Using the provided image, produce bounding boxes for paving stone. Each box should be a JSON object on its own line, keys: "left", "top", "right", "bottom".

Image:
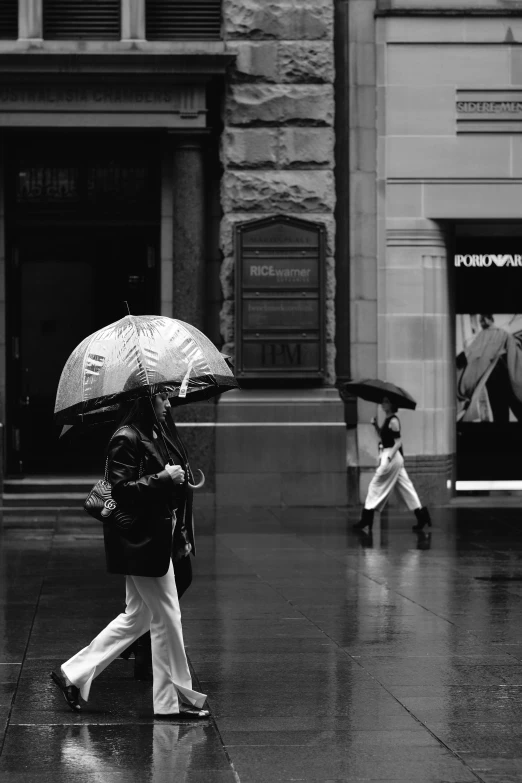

{"left": 3, "top": 505, "right": 522, "bottom": 782}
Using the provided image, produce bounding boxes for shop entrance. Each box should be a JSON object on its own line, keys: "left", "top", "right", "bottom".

{"left": 455, "top": 224, "right": 522, "bottom": 486}
{"left": 6, "top": 133, "right": 161, "bottom": 475}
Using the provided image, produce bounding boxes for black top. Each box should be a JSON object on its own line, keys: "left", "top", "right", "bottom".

{"left": 104, "top": 423, "right": 195, "bottom": 577}
{"left": 380, "top": 415, "right": 403, "bottom": 455}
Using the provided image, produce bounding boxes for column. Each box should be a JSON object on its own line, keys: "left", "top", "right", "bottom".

{"left": 343, "top": 0, "right": 378, "bottom": 504}
{"left": 379, "top": 218, "right": 454, "bottom": 503}
{"left": 0, "top": 136, "right": 5, "bottom": 489}
{"left": 121, "top": 0, "right": 145, "bottom": 41}
{"left": 171, "top": 139, "right": 206, "bottom": 331}
{"left": 19, "top": 0, "right": 42, "bottom": 40}
{"left": 169, "top": 137, "right": 215, "bottom": 498}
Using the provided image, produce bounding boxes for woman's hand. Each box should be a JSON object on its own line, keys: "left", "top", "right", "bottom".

{"left": 164, "top": 463, "right": 185, "bottom": 485}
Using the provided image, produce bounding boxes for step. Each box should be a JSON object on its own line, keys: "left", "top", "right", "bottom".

{"left": 2, "top": 493, "right": 86, "bottom": 509}
{"left": 4, "top": 477, "right": 97, "bottom": 494}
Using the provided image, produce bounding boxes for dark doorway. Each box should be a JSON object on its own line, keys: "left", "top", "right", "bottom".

{"left": 6, "top": 133, "right": 161, "bottom": 475}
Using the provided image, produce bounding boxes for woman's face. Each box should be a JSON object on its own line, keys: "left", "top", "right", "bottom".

{"left": 153, "top": 392, "right": 171, "bottom": 422}
{"left": 381, "top": 397, "right": 392, "bottom": 415}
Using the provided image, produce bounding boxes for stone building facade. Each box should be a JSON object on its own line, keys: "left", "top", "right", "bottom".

{"left": 214, "top": 0, "right": 346, "bottom": 506}
{"left": 0, "top": 0, "right": 347, "bottom": 507}
{"left": 5, "top": 0, "right": 514, "bottom": 507}
{"left": 350, "top": 0, "right": 522, "bottom": 505}
{"left": 219, "top": 0, "right": 336, "bottom": 378}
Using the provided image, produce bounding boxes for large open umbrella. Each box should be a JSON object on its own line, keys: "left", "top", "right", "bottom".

{"left": 55, "top": 315, "right": 238, "bottom": 487}
{"left": 343, "top": 379, "right": 417, "bottom": 410}
{"left": 55, "top": 314, "right": 238, "bottom": 426}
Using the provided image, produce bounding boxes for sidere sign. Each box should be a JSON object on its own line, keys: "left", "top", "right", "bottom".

{"left": 454, "top": 255, "right": 522, "bottom": 267}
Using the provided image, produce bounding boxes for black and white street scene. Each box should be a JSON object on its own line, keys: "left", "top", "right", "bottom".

{"left": 2, "top": 1, "right": 522, "bottom": 782}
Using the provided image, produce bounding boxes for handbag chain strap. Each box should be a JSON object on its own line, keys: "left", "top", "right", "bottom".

{"left": 104, "top": 426, "right": 145, "bottom": 482}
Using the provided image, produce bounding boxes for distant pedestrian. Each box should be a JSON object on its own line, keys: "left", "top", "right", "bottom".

{"left": 51, "top": 389, "right": 209, "bottom": 719}
{"left": 352, "top": 396, "right": 431, "bottom": 533}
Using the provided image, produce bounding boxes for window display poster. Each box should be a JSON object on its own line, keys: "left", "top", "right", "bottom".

{"left": 455, "top": 237, "right": 522, "bottom": 483}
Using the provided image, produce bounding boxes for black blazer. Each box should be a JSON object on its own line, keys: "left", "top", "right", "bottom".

{"left": 104, "top": 422, "right": 196, "bottom": 577}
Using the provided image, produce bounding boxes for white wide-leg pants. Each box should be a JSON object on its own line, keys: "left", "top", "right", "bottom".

{"left": 365, "top": 448, "right": 421, "bottom": 513}
{"left": 61, "top": 560, "right": 206, "bottom": 714}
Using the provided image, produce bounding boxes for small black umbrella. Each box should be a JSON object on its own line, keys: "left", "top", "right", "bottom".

{"left": 343, "top": 379, "right": 417, "bottom": 410}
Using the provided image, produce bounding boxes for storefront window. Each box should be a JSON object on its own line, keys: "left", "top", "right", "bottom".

{"left": 17, "top": 166, "right": 80, "bottom": 202}
{"left": 86, "top": 163, "right": 149, "bottom": 206}
{"left": 455, "top": 233, "right": 522, "bottom": 486}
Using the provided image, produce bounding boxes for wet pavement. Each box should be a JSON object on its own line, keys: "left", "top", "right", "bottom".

{"left": 2, "top": 504, "right": 522, "bottom": 782}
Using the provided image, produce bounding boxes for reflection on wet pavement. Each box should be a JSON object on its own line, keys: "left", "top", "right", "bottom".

{"left": 2, "top": 505, "right": 522, "bottom": 781}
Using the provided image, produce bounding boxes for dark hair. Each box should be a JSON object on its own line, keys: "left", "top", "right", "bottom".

{"left": 115, "top": 395, "right": 155, "bottom": 433}
{"left": 382, "top": 396, "right": 398, "bottom": 413}
{"left": 113, "top": 366, "right": 174, "bottom": 435}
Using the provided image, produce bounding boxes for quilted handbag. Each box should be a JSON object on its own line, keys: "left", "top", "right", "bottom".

{"left": 84, "top": 428, "right": 144, "bottom": 529}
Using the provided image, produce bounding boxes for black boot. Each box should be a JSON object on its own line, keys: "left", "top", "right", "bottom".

{"left": 412, "top": 506, "right": 432, "bottom": 532}
{"left": 134, "top": 632, "right": 153, "bottom": 681}
{"left": 353, "top": 508, "right": 374, "bottom": 532}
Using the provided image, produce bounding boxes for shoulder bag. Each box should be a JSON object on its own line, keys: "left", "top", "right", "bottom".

{"left": 84, "top": 427, "right": 144, "bottom": 528}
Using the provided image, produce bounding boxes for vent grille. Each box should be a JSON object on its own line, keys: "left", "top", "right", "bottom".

{"left": 0, "top": 0, "right": 18, "bottom": 40}
{"left": 146, "top": 0, "right": 222, "bottom": 40}
{"left": 43, "top": 0, "right": 120, "bottom": 40}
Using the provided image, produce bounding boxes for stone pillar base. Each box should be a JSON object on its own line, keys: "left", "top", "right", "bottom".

{"left": 216, "top": 389, "right": 347, "bottom": 506}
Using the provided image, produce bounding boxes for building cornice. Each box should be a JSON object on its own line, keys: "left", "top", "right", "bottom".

{"left": 0, "top": 47, "right": 235, "bottom": 77}
{"left": 375, "top": 7, "right": 522, "bottom": 17}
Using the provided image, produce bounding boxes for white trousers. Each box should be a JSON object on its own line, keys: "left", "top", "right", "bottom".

{"left": 365, "top": 448, "right": 421, "bottom": 513}
{"left": 61, "top": 560, "right": 206, "bottom": 714}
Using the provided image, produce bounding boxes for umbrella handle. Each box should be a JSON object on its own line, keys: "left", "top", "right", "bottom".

{"left": 188, "top": 469, "right": 205, "bottom": 490}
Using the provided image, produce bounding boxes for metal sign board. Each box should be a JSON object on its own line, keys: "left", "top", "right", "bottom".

{"left": 235, "top": 215, "right": 326, "bottom": 379}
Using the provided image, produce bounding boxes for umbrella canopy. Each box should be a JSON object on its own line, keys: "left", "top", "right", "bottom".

{"left": 343, "top": 379, "right": 417, "bottom": 410}
{"left": 55, "top": 315, "right": 238, "bottom": 426}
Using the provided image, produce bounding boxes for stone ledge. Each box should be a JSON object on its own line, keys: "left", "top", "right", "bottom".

{"left": 280, "top": 127, "right": 335, "bottom": 167}
{"left": 222, "top": 127, "right": 335, "bottom": 170}
{"left": 217, "top": 387, "right": 344, "bottom": 419}
{"left": 222, "top": 170, "right": 336, "bottom": 213}
{"left": 227, "top": 41, "right": 334, "bottom": 84}
{"left": 226, "top": 84, "right": 334, "bottom": 126}
{"left": 221, "top": 128, "right": 279, "bottom": 169}
{"left": 224, "top": 0, "right": 333, "bottom": 41}
{"left": 279, "top": 41, "right": 334, "bottom": 83}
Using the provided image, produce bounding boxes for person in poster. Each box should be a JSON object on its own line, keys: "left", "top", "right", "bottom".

{"left": 456, "top": 314, "right": 522, "bottom": 423}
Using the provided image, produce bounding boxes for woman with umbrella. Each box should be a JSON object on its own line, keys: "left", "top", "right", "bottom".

{"left": 50, "top": 315, "right": 237, "bottom": 717}
{"left": 345, "top": 380, "right": 432, "bottom": 534}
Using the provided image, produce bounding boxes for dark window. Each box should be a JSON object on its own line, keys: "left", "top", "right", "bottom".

{"left": 43, "top": 0, "right": 120, "bottom": 40}
{"left": 12, "top": 136, "right": 160, "bottom": 220}
{"left": 0, "top": 0, "right": 18, "bottom": 40}
{"left": 146, "top": 0, "right": 222, "bottom": 40}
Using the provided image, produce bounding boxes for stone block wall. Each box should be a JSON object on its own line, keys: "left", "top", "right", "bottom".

{"left": 220, "top": 0, "right": 337, "bottom": 382}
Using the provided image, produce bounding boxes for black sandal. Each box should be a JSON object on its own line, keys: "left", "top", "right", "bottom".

{"left": 50, "top": 671, "right": 82, "bottom": 712}
{"left": 179, "top": 704, "right": 210, "bottom": 718}
{"left": 154, "top": 705, "right": 210, "bottom": 720}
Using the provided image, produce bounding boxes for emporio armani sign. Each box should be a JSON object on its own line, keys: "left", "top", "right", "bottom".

{"left": 454, "top": 255, "right": 522, "bottom": 267}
